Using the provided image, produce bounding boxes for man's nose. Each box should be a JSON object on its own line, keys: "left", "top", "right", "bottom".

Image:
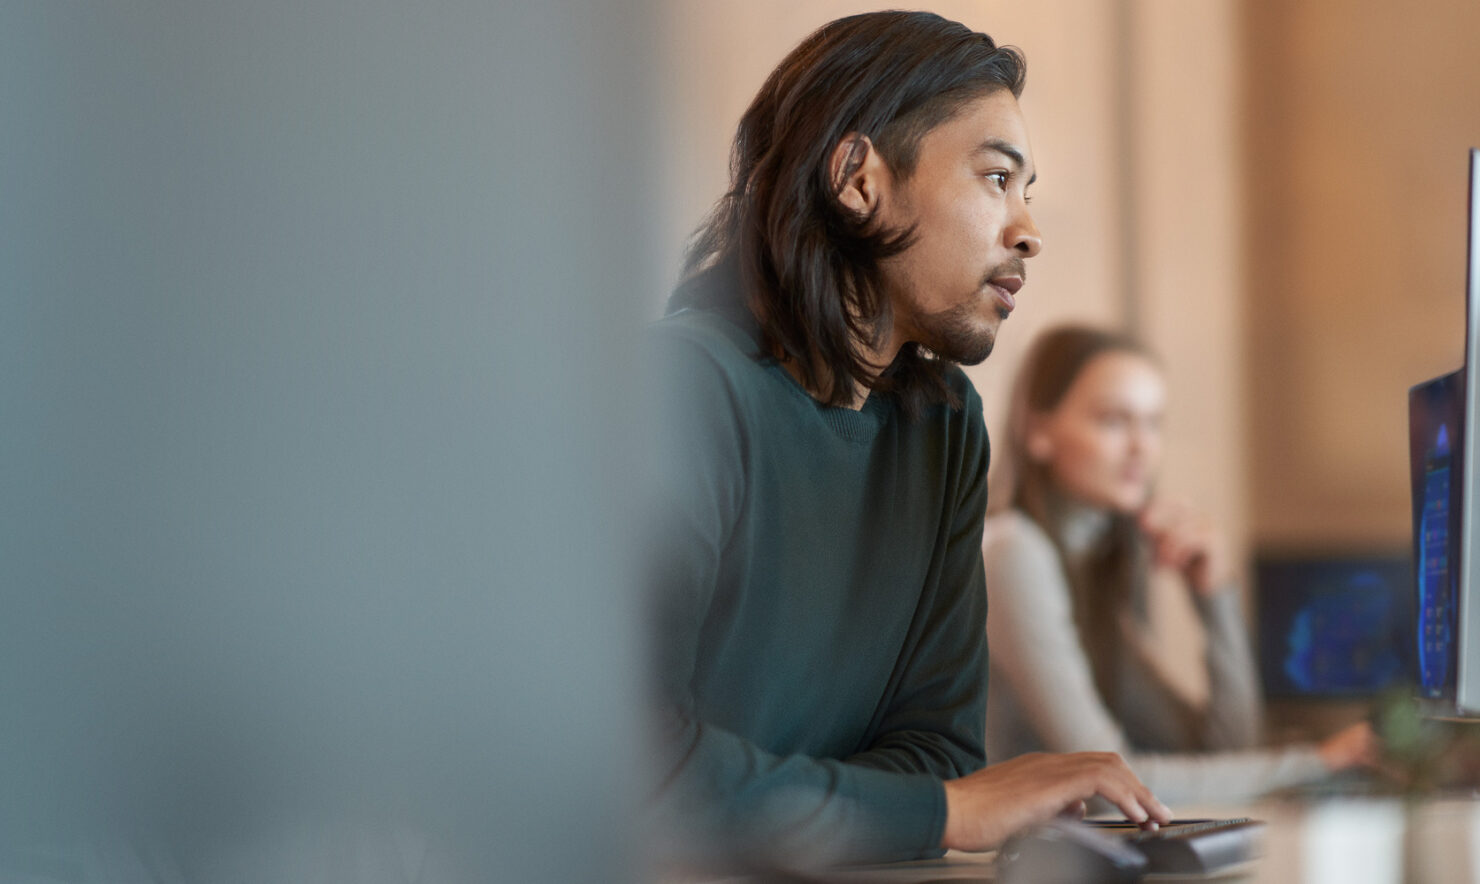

{"left": 1009, "top": 207, "right": 1042, "bottom": 257}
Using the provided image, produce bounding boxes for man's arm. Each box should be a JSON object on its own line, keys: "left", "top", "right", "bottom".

{"left": 647, "top": 326, "right": 949, "bottom": 867}
{"left": 651, "top": 705, "right": 949, "bottom": 867}
{"left": 648, "top": 331, "right": 1170, "bottom": 864}
{"left": 845, "top": 394, "right": 991, "bottom": 781}
{"left": 860, "top": 400, "right": 1170, "bottom": 852}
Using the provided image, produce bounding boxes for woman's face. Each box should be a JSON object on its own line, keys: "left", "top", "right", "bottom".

{"left": 1026, "top": 350, "right": 1166, "bottom": 514}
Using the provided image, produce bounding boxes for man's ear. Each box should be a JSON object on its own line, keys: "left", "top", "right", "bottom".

{"left": 829, "top": 133, "right": 889, "bottom": 219}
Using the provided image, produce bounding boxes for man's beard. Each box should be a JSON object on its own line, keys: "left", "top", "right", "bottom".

{"left": 913, "top": 258, "right": 1024, "bottom": 365}
{"left": 914, "top": 302, "right": 999, "bottom": 365}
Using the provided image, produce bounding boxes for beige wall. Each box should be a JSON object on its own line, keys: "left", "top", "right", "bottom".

{"left": 1244, "top": 0, "right": 1480, "bottom": 552}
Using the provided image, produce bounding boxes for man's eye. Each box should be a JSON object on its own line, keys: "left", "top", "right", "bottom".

{"left": 985, "top": 171, "right": 1008, "bottom": 188}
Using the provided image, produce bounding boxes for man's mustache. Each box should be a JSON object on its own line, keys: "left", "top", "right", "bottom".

{"left": 984, "top": 257, "right": 1027, "bottom": 287}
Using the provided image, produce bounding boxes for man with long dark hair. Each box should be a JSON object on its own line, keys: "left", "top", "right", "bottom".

{"left": 651, "top": 11, "right": 1170, "bottom": 871}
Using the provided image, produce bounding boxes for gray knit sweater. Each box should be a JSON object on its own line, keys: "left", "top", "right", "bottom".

{"left": 982, "top": 507, "right": 1328, "bottom": 807}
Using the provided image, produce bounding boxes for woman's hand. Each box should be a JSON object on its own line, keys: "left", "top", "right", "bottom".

{"left": 1316, "top": 721, "right": 1381, "bottom": 772}
{"left": 1137, "top": 499, "right": 1231, "bottom": 597}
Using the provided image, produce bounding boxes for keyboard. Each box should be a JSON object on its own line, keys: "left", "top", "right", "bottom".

{"left": 1089, "top": 817, "right": 1265, "bottom": 875}
{"left": 997, "top": 817, "right": 1265, "bottom": 882}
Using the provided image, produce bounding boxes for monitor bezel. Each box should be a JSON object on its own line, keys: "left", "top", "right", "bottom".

{"left": 1454, "top": 148, "right": 1480, "bottom": 713}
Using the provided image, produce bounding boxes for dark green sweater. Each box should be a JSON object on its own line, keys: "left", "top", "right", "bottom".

{"left": 650, "top": 292, "right": 991, "bottom": 868}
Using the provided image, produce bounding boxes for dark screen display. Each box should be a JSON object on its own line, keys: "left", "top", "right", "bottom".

{"left": 1257, "top": 557, "right": 1412, "bottom": 698}
{"left": 1409, "top": 369, "right": 1465, "bottom": 701}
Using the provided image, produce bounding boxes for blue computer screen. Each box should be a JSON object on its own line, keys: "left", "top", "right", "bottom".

{"left": 1409, "top": 369, "right": 1465, "bottom": 701}
{"left": 1257, "top": 556, "right": 1412, "bottom": 698}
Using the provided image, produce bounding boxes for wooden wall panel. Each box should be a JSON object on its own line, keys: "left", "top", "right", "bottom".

{"left": 1244, "top": 0, "right": 1480, "bottom": 551}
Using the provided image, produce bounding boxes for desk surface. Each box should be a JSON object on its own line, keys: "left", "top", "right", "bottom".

{"left": 706, "top": 797, "right": 1480, "bottom": 884}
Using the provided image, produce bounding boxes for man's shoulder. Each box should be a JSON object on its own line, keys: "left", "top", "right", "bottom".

{"left": 651, "top": 263, "right": 765, "bottom": 365}
{"left": 648, "top": 306, "right": 778, "bottom": 428}
{"left": 650, "top": 306, "right": 761, "bottom": 363}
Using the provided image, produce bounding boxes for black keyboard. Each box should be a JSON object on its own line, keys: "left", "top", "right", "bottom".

{"left": 1089, "top": 817, "right": 1265, "bottom": 874}
{"left": 997, "top": 817, "right": 1265, "bottom": 882}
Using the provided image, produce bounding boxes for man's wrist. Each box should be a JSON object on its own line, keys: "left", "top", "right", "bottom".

{"left": 939, "top": 778, "right": 964, "bottom": 850}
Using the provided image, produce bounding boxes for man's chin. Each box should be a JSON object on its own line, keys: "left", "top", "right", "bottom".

{"left": 935, "top": 325, "right": 998, "bottom": 366}
{"left": 917, "top": 307, "right": 1001, "bottom": 365}
{"left": 953, "top": 339, "right": 995, "bottom": 366}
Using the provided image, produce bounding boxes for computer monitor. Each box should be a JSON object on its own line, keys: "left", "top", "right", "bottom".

{"left": 1257, "top": 554, "right": 1412, "bottom": 699}
{"left": 1409, "top": 147, "right": 1480, "bottom": 716}
{"left": 1410, "top": 369, "right": 1463, "bottom": 708}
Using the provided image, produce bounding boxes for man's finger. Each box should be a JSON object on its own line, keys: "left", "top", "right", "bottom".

{"left": 1058, "top": 799, "right": 1087, "bottom": 820}
{"left": 1092, "top": 765, "right": 1172, "bottom": 827}
{"left": 1079, "top": 768, "right": 1149, "bottom": 825}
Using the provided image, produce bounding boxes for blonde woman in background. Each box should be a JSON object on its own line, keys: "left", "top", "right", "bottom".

{"left": 982, "top": 325, "right": 1375, "bottom": 807}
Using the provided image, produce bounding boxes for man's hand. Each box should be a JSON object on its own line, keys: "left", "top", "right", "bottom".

{"left": 1137, "top": 499, "right": 1230, "bottom": 597}
{"left": 939, "top": 752, "right": 1172, "bottom": 852}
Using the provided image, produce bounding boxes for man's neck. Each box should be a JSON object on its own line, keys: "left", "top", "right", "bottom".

{"left": 778, "top": 333, "right": 901, "bottom": 411}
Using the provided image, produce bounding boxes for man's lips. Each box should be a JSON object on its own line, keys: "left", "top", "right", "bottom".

{"left": 988, "top": 276, "right": 1023, "bottom": 312}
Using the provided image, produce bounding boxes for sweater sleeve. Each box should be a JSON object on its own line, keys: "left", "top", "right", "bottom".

{"left": 845, "top": 388, "right": 990, "bottom": 784}
{"left": 645, "top": 326, "right": 949, "bottom": 869}
{"left": 982, "top": 515, "right": 1133, "bottom": 754}
{"left": 1108, "top": 746, "right": 1329, "bottom": 807}
{"left": 981, "top": 516, "right": 1330, "bottom": 807}
{"left": 1195, "top": 588, "right": 1264, "bottom": 749}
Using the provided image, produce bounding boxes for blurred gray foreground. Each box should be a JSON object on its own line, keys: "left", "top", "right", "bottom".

{"left": 1, "top": 2, "right": 657, "bottom": 881}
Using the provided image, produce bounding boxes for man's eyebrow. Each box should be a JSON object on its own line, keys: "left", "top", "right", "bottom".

{"left": 973, "top": 138, "right": 1037, "bottom": 186}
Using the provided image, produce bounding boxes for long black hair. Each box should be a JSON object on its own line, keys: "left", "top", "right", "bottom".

{"left": 670, "top": 11, "right": 1025, "bottom": 417}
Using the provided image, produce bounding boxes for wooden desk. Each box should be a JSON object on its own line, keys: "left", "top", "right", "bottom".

{"left": 716, "top": 797, "right": 1480, "bottom": 883}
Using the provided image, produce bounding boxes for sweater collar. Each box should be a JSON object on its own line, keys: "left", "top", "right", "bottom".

{"left": 1046, "top": 492, "right": 1115, "bottom": 565}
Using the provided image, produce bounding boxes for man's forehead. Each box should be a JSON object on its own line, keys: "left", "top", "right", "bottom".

{"left": 971, "top": 138, "right": 1027, "bottom": 167}
{"left": 924, "top": 91, "right": 1035, "bottom": 173}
